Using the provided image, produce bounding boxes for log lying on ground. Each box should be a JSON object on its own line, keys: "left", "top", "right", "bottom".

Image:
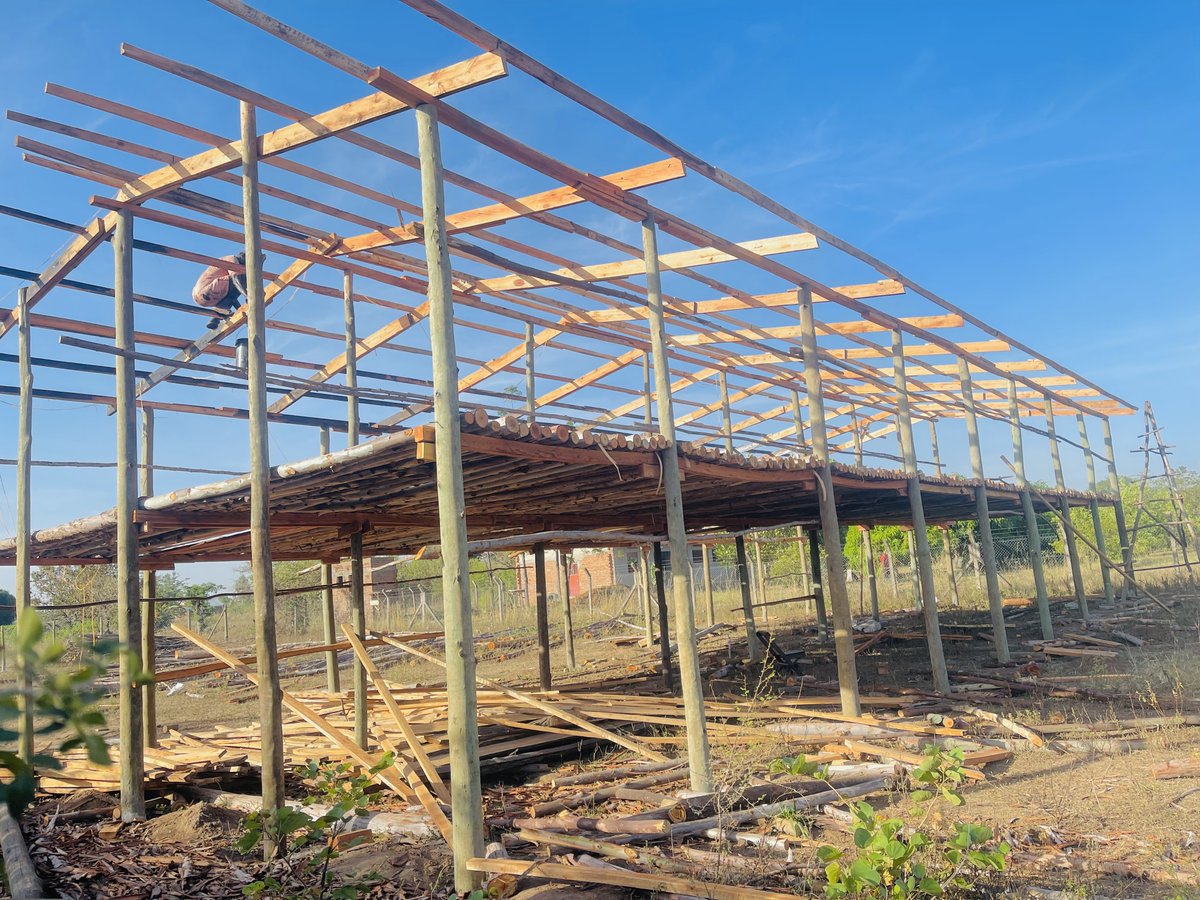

{"left": 541, "top": 758, "right": 685, "bottom": 788}
{"left": 1152, "top": 758, "right": 1200, "bottom": 780}
{"left": 0, "top": 807, "right": 44, "bottom": 900}
{"left": 186, "top": 787, "right": 437, "bottom": 837}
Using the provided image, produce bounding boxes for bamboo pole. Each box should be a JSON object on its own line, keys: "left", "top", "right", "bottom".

{"left": 807, "top": 529, "right": 827, "bottom": 636}
{"left": 798, "top": 284, "right": 860, "bottom": 716}
{"left": 15, "top": 288, "right": 33, "bottom": 764}
{"left": 891, "top": 330, "right": 948, "bottom": 693}
{"left": 958, "top": 358, "right": 1008, "bottom": 663}
{"left": 1077, "top": 413, "right": 1114, "bottom": 604}
{"left": 350, "top": 531, "right": 368, "bottom": 749}
{"left": 700, "top": 544, "right": 715, "bottom": 627}
{"left": 1009, "top": 379, "right": 1053, "bottom": 640}
{"left": 139, "top": 408, "right": 157, "bottom": 748}
{"left": 416, "top": 101, "right": 484, "bottom": 892}
{"left": 344, "top": 271, "right": 359, "bottom": 446}
{"left": 651, "top": 541, "right": 675, "bottom": 692}
{"left": 533, "top": 542, "right": 551, "bottom": 690}
{"left": 1102, "top": 417, "right": 1135, "bottom": 599}
{"left": 642, "top": 216, "right": 709, "bottom": 791}
{"left": 241, "top": 101, "right": 285, "bottom": 842}
{"left": 524, "top": 321, "right": 535, "bottom": 424}
{"left": 114, "top": 206, "right": 145, "bottom": 820}
{"left": 735, "top": 535, "right": 762, "bottom": 664}
{"left": 319, "top": 427, "right": 341, "bottom": 692}
{"left": 1046, "top": 398, "right": 1087, "bottom": 621}
{"left": 559, "top": 551, "right": 576, "bottom": 669}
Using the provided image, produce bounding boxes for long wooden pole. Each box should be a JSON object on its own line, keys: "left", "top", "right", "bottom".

{"left": 524, "top": 321, "right": 536, "bottom": 424}
{"left": 863, "top": 528, "right": 879, "bottom": 621}
{"left": 113, "top": 206, "right": 146, "bottom": 820}
{"left": 790, "top": 390, "right": 805, "bottom": 450}
{"left": 734, "top": 535, "right": 762, "bottom": 663}
{"left": 241, "top": 101, "right": 285, "bottom": 839}
{"left": 807, "top": 529, "right": 827, "bottom": 636}
{"left": 15, "top": 287, "right": 34, "bottom": 764}
{"left": 533, "top": 542, "right": 551, "bottom": 689}
{"left": 350, "top": 531, "right": 368, "bottom": 749}
{"left": 642, "top": 216, "right": 710, "bottom": 791}
{"left": 416, "top": 101, "right": 484, "bottom": 892}
{"left": 140, "top": 408, "right": 158, "bottom": 748}
{"left": 1102, "top": 417, "right": 1135, "bottom": 599}
{"left": 1009, "top": 379, "right": 1053, "bottom": 639}
{"left": 318, "top": 427, "right": 341, "bottom": 692}
{"left": 719, "top": 371, "right": 733, "bottom": 453}
{"left": 343, "top": 271, "right": 359, "bottom": 447}
{"left": 1045, "top": 398, "right": 1087, "bottom": 621}
{"left": 1077, "top": 414, "right": 1114, "bottom": 604}
{"left": 700, "top": 544, "right": 716, "bottom": 627}
{"left": 891, "top": 330, "right": 948, "bottom": 694}
{"left": 559, "top": 551, "right": 576, "bottom": 669}
{"left": 798, "top": 284, "right": 860, "bottom": 716}
{"left": 958, "top": 358, "right": 1008, "bottom": 663}
{"left": 651, "top": 541, "right": 675, "bottom": 692}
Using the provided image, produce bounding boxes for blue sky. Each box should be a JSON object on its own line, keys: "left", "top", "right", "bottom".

{"left": 0, "top": 1, "right": 1197, "bottom": 592}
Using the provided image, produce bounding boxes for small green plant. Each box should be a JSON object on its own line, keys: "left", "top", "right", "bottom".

{"left": 238, "top": 753, "right": 393, "bottom": 899}
{"left": 773, "top": 806, "right": 814, "bottom": 838}
{"left": 0, "top": 609, "right": 131, "bottom": 817}
{"left": 768, "top": 753, "right": 831, "bottom": 780}
{"left": 816, "top": 745, "right": 1010, "bottom": 897}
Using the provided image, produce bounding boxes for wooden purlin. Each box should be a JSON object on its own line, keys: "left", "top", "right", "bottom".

{"left": 394, "top": 0, "right": 1133, "bottom": 414}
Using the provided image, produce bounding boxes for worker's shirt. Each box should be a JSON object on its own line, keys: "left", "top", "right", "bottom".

{"left": 192, "top": 256, "right": 240, "bottom": 307}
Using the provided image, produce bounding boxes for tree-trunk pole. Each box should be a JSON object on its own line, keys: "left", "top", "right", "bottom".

{"left": 700, "top": 544, "right": 716, "bottom": 627}
{"left": 525, "top": 322, "right": 536, "bottom": 425}
{"left": 651, "top": 541, "right": 675, "bottom": 693}
{"left": 791, "top": 390, "right": 806, "bottom": 450}
{"left": 533, "top": 542, "right": 551, "bottom": 689}
{"left": 113, "top": 207, "right": 146, "bottom": 821}
{"left": 719, "top": 371, "right": 733, "bottom": 454}
{"left": 639, "top": 546, "right": 654, "bottom": 648}
{"left": 863, "top": 528, "right": 880, "bottom": 621}
{"left": 139, "top": 408, "right": 158, "bottom": 749}
{"left": 343, "top": 271, "right": 359, "bottom": 447}
{"left": 1077, "top": 413, "right": 1114, "bottom": 604}
{"left": 416, "top": 102, "right": 484, "bottom": 892}
{"left": 853, "top": 410, "right": 864, "bottom": 466}
{"left": 642, "top": 216, "right": 710, "bottom": 791}
{"left": 1101, "top": 417, "right": 1135, "bottom": 599}
{"left": 1009, "top": 379, "right": 1053, "bottom": 639}
{"left": 318, "top": 427, "right": 340, "bottom": 692}
{"left": 349, "top": 531, "right": 368, "bottom": 749}
{"left": 941, "top": 527, "right": 960, "bottom": 607}
{"left": 958, "top": 358, "right": 1009, "bottom": 662}
{"left": 559, "top": 551, "right": 576, "bottom": 669}
{"left": 798, "top": 284, "right": 860, "bottom": 716}
{"left": 807, "top": 528, "right": 827, "bottom": 636}
{"left": 734, "top": 535, "right": 762, "bottom": 663}
{"left": 1045, "top": 398, "right": 1088, "bottom": 621}
{"left": 753, "top": 538, "right": 768, "bottom": 620}
{"left": 891, "top": 330, "right": 949, "bottom": 693}
{"left": 642, "top": 352, "right": 653, "bottom": 430}
{"left": 928, "top": 420, "right": 943, "bottom": 476}
{"left": 905, "top": 529, "right": 921, "bottom": 606}
{"left": 241, "top": 102, "right": 285, "bottom": 839}
{"left": 14, "top": 288, "right": 33, "bottom": 764}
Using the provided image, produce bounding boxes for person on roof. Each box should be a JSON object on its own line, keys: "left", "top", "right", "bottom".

{"left": 192, "top": 251, "right": 249, "bottom": 330}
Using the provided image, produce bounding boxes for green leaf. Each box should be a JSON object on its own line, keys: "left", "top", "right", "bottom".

{"left": 909, "top": 789, "right": 933, "bottom": 803}
{"left": 849, "top": 857, "right": 882, "bottom": 886}
{"left": 16, "top": 609, "right": 43, "bottom": 651}
{"left": 885, "top": 839, "right": 908, "bottom": 860}
{"left": 853, "top": 826, "right": 872, "bottom": 849}
{"left": 817, "top": 845, "right": 843, "bottom": 862}
{"left": 918, "top": 876, "right": 944, "bottom": 895}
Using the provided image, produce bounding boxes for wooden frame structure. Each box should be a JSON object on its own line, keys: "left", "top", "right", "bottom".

{"left": 0, "top": 0, "right": 1137, "bottom": 889}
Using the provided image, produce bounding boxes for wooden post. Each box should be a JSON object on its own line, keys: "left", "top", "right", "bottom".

{"left": 241, "top": 102, "right": 285, "bottom": 836}
{"left": 734, "top": 535, "right": 762, "bottom": 663}
{"left": 958, "top": 358, "right": 1009, "bottom": 662}
{"left": 863, "top": 528, "right": 880, "bottom": 621}
{"left": 139, "top": 409, "right": 158, "bottom": 748}
{"left": 642, "top": 215, "right": 710, "bottom": 791}
{"left": 795, "top": 526, "right": 810, "bottom": 593}
{"left": 344, "top": 271, "right": 359, "bottom": 447}
{"left": 1077, "top": 414, "right": 1114, "bottom": 604}
{"left": 807, "top": 529, "right": 828, "bottom": 636}
{"left": 15, "top": 288, "right": 33, "bottom": 764}
{"left": 928, "top": 421, "right": 943, "bottom": 476}
{"left": 719, "top": 371, "right": 733, "bottom": 453}
{"left": 891, "top": 330, "right": 949, "bottom": 693}
{"left": 524, "top": 322, "right": 536, "bottom": 424}
{"left": 559, "top": 551, "right": 576, "bottom": 669}
{"left": 416, "top": 102, "right": 484, "bottom": 891}
{"left": 941, "top": 528, "right": 960, "bottom": 607}
{"left": 318, "top": 428, "right": 341, "bottom": 692}
{"left": 1101, "top": 417, "right": 1135, "bottom": 598}
{"left": 790, "top": 390, "right": 805, "bottom": 450}
{"left": 639, "top": 546, "right": 654, "bottom": 648}
{"left": 797, "top": 284, "right": 860, "bottom": 715}
{"left": 113, "top": 207, "right": 145, "bottom": 820}
{"left": 852, "top": 408, "right": 864, "bottom": 466}
{"left": 753, "top": 538, "right": 768, "bottom": 618}
{"left": 700, "top": 544, "right": 716, "bottom": 627}
{"left": 641, "top": 352, "right": 653, "bottom": 430}
{"left": 1045, "top": 399, "right": 1088, "bottom": 621}
{"left": 651, "top": 542, "right": 675, "bottom": 692}
{"left": 534, "top": 542, "right": 551, "bottom": 689}
{"left": 350, "top": 531, "right": 368, "bottom": 749}
{"left": 1009, "top": 380, "right": 1053, "bottom": 639}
